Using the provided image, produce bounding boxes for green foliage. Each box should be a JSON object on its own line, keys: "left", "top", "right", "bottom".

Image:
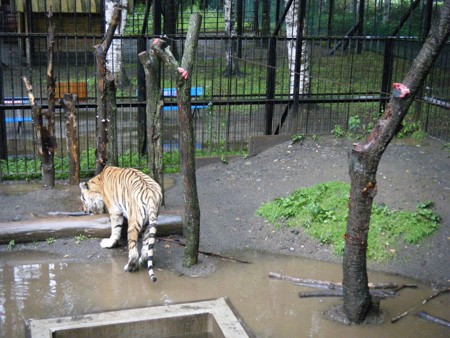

{"left": 291, "top": 134, "right": 306, "bottom": 145}
{"left": 256, "top": 181, "right": 441, "bottom": 262}
{"left": 348, "top": 115, "right": 361, "bottom": 133}
{"left": 331, "top": 125, "right": 345, "bottom": 138}
{"left": 74, "top": 234, "right": 90, "bottom": 244}
{"left": 7, "top": 240, "right": 15, "bottom": 250}
{"left": 46, "top": 237, "right": 56, "bottom": 245}
{"left": 396, "top": 119, "right": 422, "bottom": 139}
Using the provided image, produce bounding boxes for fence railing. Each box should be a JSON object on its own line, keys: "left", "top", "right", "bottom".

{"left": 0, "top": 33, "right": 448, "bottom": 178}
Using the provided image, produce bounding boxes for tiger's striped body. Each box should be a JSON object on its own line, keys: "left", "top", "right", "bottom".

{"left": 80, "top": 166, "right": 162, "bottom": 282}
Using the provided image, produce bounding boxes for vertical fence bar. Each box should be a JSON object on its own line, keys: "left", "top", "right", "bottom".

{"left": 380, "top": 37, "right": 395, "bottom": 114}
{"left": 265, "top": 36, "right": 276, "bottom": 135}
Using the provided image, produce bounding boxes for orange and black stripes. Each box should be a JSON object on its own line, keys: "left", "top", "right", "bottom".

{"left": 81, "top": 166, "right": 162, "bottom": 282}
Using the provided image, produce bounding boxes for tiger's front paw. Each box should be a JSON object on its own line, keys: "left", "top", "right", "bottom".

{"left": 100, "top": 238, "right": 116, "bottom": 248}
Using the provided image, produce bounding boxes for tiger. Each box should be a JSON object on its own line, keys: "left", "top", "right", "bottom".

{"left": 79, "top": 184, "right": 105, "bottom": 214}
{"left": 79, "top": 166, "right": 162, "bottom": 282}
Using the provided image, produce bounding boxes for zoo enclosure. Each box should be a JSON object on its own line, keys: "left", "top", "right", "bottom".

{"left": 0, "top": 0, "right": 448, "bottom": 178}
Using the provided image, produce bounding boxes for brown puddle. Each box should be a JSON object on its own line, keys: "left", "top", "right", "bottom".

{"left": 0, "top": 250, "right": 448, "bottom": 337}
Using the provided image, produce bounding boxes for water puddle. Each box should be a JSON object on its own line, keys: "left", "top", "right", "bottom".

{"left": 0, "top": 250, "right": 448, "bottom": 337}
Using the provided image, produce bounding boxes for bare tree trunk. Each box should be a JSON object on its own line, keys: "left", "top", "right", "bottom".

{"left": 94, "top": 6, "right": 122, "bottom": 175}
{"left": 151, "top": 14, "right": 202, "bottom": 267}
{"left": 59, "top": 94, "right": 79, "bottom": 185}
{"left": 138, "top": 40, "right": 164, "bottom": 201}
{"left": 105, "top": 0, "right": 129, "bottom": 87}
{"left": 285, "top": 0, "right": 309, "bottom": 97}
{"left": 343, "top": 0, "right": 450, "bottom": 323}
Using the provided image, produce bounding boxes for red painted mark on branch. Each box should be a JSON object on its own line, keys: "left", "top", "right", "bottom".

{"left": 178, "top": 67, "right": 188, "bottom": 80}
{"left": 392, "top": 83, "right": 410, "bottom": 98}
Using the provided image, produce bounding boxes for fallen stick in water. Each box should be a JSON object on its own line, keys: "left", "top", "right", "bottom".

{"left": 416, "top": 311, "right": 450, "bottom": 328}
{"left": 299, "top": 288, "right": 397, "bottom": 299}
{"left": 269, "top": 272, "right": 405, "bottom": 290}
{"left": 160, "top": 237, "right": 251, "bottom": 264}
{"left": 391, "top": 287, "right": 450, "bottom": 323}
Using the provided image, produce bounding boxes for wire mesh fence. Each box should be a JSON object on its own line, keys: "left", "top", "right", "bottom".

{"left": 0, "top": 0, "right": 449, "bottom": 178}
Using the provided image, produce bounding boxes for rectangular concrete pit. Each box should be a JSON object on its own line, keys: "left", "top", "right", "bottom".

{"left": 27, "top": 298, "right": 250, "bottom": 338}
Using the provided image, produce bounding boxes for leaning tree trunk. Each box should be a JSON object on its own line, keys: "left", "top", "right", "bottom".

{"left": 151, "top": 14, "right": 202, "bottom": 267}
{"left": 94, "top": 6, "right": 121, "bottom": 175}
{"left": 343, "top": 0, "right": 450, "bottom": 323}
{"left": 21, "top": 10, "right": 57, "bottom": 188}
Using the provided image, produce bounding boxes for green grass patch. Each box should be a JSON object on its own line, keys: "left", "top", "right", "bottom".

{"left": 256, "top": 181, "right": 441, "bottom": 262}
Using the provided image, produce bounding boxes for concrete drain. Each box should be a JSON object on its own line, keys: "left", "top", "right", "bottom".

{"left": 27, "top": 297, "right": 250, "bottom": 337}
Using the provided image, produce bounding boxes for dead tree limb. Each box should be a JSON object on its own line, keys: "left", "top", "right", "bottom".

{"left": 299, "top": 289, "right": 397, "bottom": 299}
{"left": 93, "top": 5, "right": 121, "bottom": 175}
{"left": 21, "top": 9, "right": 57, "bottom": 188}
{"left": 59, "top": 93, "right": 79, "bottom": 184}
{"left": 22, "top": 77, "right": 57, "bottom": 188}
{"left": 391, "top": 287, "right": 450, "bottom": 323}
{"left": 416, "top": 311, "right": 450, "bottom": 328}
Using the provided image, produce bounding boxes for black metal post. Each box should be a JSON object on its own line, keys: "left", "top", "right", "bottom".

{"left": 265, "top": 36, "right": 276, "bottom": 135}
{"left": 380, "top": 38, "right": 395, "bottom": 113}
{"left": 236, "top": 0, "right": 243, "bottom": 58}
{"left": 0, "top": 36, "right": 6, "bottom": 160}
{"left": 153, "top": 0, "right": 161, "bottom": 36}
{"left": 357, "top": 0, "right": 365, "bottom": 53}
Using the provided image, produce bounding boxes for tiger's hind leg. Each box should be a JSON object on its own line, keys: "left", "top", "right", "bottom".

{"left": 124, "top": 220, "right": 140, "bottom": 273}
{"left": 101, "top": 213, "right": 123, "bottom": 248}
{"left": 140, "top": 222, "right": 157, "bottom": 282}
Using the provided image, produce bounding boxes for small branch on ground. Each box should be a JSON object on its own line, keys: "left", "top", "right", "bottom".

{"left": 391, "top": 287, "right": 450, "bottom": 323}
{"left": 160, "top": 237, "right": 250, "bottom": 264}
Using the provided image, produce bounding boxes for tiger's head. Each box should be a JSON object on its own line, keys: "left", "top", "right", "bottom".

{"left": 79, "top": 182, "right": 106, "bottom": 215}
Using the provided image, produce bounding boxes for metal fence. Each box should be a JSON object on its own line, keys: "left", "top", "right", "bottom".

{"left": 0, "top": 1, "right": 449, "bottom": 178}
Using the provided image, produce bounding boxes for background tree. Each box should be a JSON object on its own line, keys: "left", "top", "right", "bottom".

{"left": 285, "top": 0, "right": 309, "bottom": 97}
{"left": 105, "top": 0, "right": 130, "bottom": 87}
{"left": 223, "top": 0, "right": 241, "bottom": 76}
{"left": 342, "top": 0, "right": 450, "bottom": 323}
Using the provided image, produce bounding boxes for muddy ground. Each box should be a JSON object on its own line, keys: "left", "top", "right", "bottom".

{"left": 0, "top": 136, "right": 449, "bottom": 288}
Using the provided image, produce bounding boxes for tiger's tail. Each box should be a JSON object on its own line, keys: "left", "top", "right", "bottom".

{"left": 140, "top": 218, "right": 158, "bottom": 282}
{"left": 147, "top": 223, "right": 157, "bottom": 282}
